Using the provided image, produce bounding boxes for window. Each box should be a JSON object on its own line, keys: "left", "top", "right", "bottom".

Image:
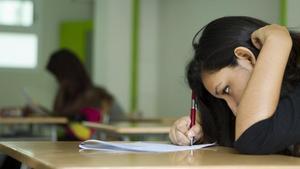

{"left": 0, "top": 0, "right": 37, "bottom": 69}
{"left": 0, "top": 0, "right": 33, "bottom": 26}
{"left": 0, "top": 32, "right": 37, "bottom": 68}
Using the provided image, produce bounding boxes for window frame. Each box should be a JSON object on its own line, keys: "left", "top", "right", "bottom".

{"left": 0, "top": 0, "right": 39, "bottom": 70}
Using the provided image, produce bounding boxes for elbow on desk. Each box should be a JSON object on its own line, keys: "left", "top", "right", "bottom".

{"left": 233, "top": 130, "right": 281, "bottom": 155}
{"left": 233, "top": 116, "right": 277, "bottom": 155}
{"left": 234, "top": 139, "right": 273, "bottom": 155}
{"left": 233, "top": 118, "right": 285, "bottom": 155}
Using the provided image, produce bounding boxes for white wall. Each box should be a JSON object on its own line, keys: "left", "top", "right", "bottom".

{"left": 93, "top": 0, "right": 160, "bottom": 117}
{"left": 138, "top": 0, "right": 159, "bottom": 117}
{"left": 287, "top": 0, "right": 300, "bottom": 30}
{"left": 0, "top": 0, "right": 93, "bottom": 109}
{"left": 93, "top": 0, "right": 132, "bottom": 113}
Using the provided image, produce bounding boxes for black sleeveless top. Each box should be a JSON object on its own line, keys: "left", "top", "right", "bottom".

{"left": 234, "top": 83, "right": 300, "bottom": 154}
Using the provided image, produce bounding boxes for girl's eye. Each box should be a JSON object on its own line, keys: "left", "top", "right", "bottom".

{"left": 223, "top": 86, "right": 230, "bottom": 95}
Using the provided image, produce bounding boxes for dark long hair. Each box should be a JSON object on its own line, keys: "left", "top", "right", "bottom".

{"left": 187, "top": 16, "right": 300, "bottom": 147}
{"left": 46, "top": 49, "right": 92, "bottom": 102}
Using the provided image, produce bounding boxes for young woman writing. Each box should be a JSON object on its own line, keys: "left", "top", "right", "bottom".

{"left": 169, "top": 16, "right": 300, "bottom": 155}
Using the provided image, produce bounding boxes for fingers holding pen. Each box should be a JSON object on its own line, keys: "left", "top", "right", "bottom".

{"left": 169, "top": 116, "right": 192, "bottom": 146}
{"left": 187, "top": 123, "right": 203, "bottom": 143}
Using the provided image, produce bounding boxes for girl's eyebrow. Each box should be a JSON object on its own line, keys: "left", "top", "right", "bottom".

{"left": 215, "top": 82, "right": 222, "bottom": 95}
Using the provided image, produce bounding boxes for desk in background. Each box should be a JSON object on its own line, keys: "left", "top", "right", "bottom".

{"left": 83, "top": 121, "right": 170, "bottom": 140}
{"left": 1, "top": 141, "right": 300, "bottom": 169}
{"left": 0, "top": 117, "right": 68, "bottom": 141}
{"left": 125, "top": 117, "right": 177, "bottom": 124}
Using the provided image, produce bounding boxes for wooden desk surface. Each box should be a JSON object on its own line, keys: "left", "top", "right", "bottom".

{"left": 0, "top": 117, "right": 68, "bottom": 124}
{"left": 1, "top": 141, "right": 300, "bottom": 169}
{"left": 83, "top": 121, "right": 170, "bottom": 134}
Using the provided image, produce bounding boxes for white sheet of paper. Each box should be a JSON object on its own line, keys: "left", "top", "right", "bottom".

{"left": 79, "top": 139, "right": 215, "bottom": 153}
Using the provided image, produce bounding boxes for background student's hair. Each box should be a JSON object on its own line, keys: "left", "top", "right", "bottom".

{"left": 187, "top": 16, "right": 300, "bottom": 146}
{"left": 47, "top": 49, "right": 91, "bottom": 92}
{"left": 46, "top": 49, "right": 113, "bottom": 116}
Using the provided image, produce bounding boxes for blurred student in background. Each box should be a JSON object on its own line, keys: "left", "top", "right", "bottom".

{"left": 47, "top": 49, "right": 127, "bottom": 140}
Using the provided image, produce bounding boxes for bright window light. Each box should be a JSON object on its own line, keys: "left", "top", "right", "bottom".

{"left": 0, "top": 0, "right": 33, "bottom": 26}
{"left": 0, "top": 32, "right": 38, "bottom": 68}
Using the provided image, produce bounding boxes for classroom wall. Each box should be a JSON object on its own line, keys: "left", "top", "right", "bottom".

{"left": 92, "top": 0, "right": 132, "bottom": 114}
{"left": 0, "top": 0, "right": 93, "bottom": 109}
{"left": 138, "top": 0, "right": 159, "bottom": 117}
{"left": 286, "top": 0, "right": 300, "bottom": 30}
{"left": 93, "top": 0, "right": 160, "bottom": 117}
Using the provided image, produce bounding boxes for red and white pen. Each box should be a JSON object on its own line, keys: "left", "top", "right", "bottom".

{"left": 189, "top": 91, "right": 197, "bottom": 146}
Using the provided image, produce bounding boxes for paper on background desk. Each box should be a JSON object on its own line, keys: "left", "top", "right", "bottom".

{"left": 79, "top": 140, "right": 215, "bottom": 153}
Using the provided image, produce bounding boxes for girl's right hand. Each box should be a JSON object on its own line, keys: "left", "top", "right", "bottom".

{"left": 169, "top": 116, "right": 203, "bottom": 146}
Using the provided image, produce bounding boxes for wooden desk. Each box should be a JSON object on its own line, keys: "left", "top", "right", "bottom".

{"left": 1, "top": 141, "right": 300, "bottom": 169}
{"left": 0, "top": 117, "right": 68, "bottom": 141}
{"left": 84, "top": 121, "right": 170, "bottom": 134}
{"left": 0, "top": 117, "right": 67, "bottom": 124}
{"left": 126, "top": 117, "right": 177, "bottom": 125}
{"left": 83, "top": 121, "right": 170, "bottom": 140}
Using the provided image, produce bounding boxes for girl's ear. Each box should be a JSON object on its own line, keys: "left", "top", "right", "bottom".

{"left": 234, "top": 46, "right": 256, "bottom": 66}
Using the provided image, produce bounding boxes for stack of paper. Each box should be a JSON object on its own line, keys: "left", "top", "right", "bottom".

{"left": 79, "top": 140, "right": 215, "bottom": 153}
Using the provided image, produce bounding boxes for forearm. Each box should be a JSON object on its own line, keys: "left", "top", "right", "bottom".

{"left": 236, "top": 35, "right": 292, "bottom": 139}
